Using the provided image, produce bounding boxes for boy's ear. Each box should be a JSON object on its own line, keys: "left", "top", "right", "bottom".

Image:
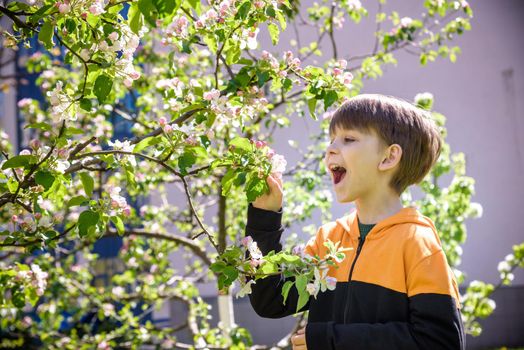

{"left": 378, "top": 144, "right": 402, "bottom": 171}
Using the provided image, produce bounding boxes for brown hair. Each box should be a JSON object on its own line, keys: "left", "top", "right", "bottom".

{"left": 328, "top": 94, "right": 442, "bottom": 195}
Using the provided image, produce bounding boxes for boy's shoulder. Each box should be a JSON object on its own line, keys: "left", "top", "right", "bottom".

{"left": 309, "top": 208, "right": 443, "bottom": 250}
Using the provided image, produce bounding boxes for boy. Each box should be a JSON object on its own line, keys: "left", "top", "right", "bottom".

{"left": 245, "top": 94, "right": 465, "bottom": 349}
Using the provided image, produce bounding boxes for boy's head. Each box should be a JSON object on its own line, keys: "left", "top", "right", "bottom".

{"left": 324, "top": 94, "right": 442, "bottom": 200}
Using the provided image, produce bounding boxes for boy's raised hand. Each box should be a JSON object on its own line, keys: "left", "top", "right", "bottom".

{"left": 251, "top": 172, "right": 283, "bottom": 213}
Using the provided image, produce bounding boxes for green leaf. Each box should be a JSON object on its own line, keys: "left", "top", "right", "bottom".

{"left": 78, "top": 210, "right": 100, "bottom": 237}
{"left": 110, "top": 216, "right": 125, "bottom": 235}
{"left": 259, "top": 261, "right": 278, "bottom": 274}
{"left": 7, "top": 1, "right": 32, "bottom": 12}
{"left": 68, "top": 195, "right": 89, "bottom": 207}
{"left": 35, "top": 171, "right": 55, "bottom": 191}
{"left": 79, "top": 98, "right": 92, "bottom": 111}
{"left": 229, "top": 137, "right": 252, "bottom": 153}
{"left": 79, "top": 172, "right": 94, "bottom": 197}
{"left": 221, "top": 168, "right": 237, "bottom": 196}
{"left": 295, "top": 275, "right": 309, "bottom": 312}
{"left": 29, "top": 4, "right": 53, "bottom": 25}
{"left": 276, "top": 11, "right": 287, "bottom": 30}
{"left": 236, "top": 1, "right": 251, "bottom": 20}
{"left": 24, "top": 122, "right": 52, "bottom": 131}
{"left": 267, "top": 23, "right": 280, "bottom": 45}
{"left": 138, "top": 0, "right": 157, "bottom": 27}
{"left": 133, "top": 135, "right": 162, "bottom": 153}
{"left": 323, "top": 90, "right": 338, "bottom": 110}
{"left": 307, "top": 98, "right": 318, "bottom": 120}
{"left": 38, "top": 21, "right": 54, "bottom": 50}
{"left": 187, "top": 0, "right": 201, "bottom": 14}
{"left": 2, "top": 155, "right": 35, "bottom": 170}
{"left": 94, "top": 74, "right": 113, "bottom": 103}
{"left": 210, "top": 261, "right": 227, "bottom": 273}
{"left": 12, "top": 288, "right": 26, "bottom": 308}
{"left": 224, "top": 39, "right": 241, "bottom": 65}
{"left": 223, "top": 266, "right": 239, "bottom": 284}
{"left": 282, "top": 280, "right": 294, "bottom": 305}
{"left": 178, "top": 150, "right": 196, "bottom": 176}
{"left": 257, "top": 70, "right": 270, "bottom": 88}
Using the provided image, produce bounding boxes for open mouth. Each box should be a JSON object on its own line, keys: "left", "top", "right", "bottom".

{"left": 331, "top": 166, "right": 347, "bottom": 185}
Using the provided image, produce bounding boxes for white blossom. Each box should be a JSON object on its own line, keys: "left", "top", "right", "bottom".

{"left": 235, "top": 279, "right": 256, "bottom": 298}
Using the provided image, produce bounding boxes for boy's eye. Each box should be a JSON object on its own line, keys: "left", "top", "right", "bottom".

{"left": 329, "top": 137, "right": 355, "bottom": 144}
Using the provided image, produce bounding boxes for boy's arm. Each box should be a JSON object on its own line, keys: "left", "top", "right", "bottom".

{"left": 245, "top": 202, "right": 317, "bottom": 318}
{"left": 305, "top": 249, "right": 465, "bottom": 350}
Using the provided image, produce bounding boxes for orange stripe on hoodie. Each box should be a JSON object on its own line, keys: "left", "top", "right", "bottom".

{"left": 303, "top": 206, "right": 461, "bottom": 309}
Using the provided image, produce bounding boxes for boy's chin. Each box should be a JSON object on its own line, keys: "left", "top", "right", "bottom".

{"left": 335, "top": 192, "right": 355, "bottom": 204}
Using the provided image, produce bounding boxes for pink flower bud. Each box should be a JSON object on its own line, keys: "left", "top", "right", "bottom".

{"left": 108, "top": 32, "right": 119, "bottom": 41}
{"left": 11, "top": 215, "right": 18, "bottom": 222}
{"left": 241, "top": 236, "right": 253, "bottom": 248}
{"left": 250, "top": 259, "right": 262, "bottom": 268}
{"left": 129, "top": 71, "right": 140, "bottom": 80}
{"left": 34, "top": 212, "right": 42, "bottom": 220}
{"left": 159, "top": 117, "right": 167, "bottom": 126}
{"left": 255, "top": 140, "right": 266, "bottom": 149}
{"left": 163, "top": 124, "right": 173, "bottom": 133}
{"left": 343, "top": 72, "right": 353, "bottom": 85}
{"left": 333, "top": 68, "right": 343, "bottom": 76}
{"left": 29, "top": 139, "right": 41, "bottom": 150}
{"left": 122, "top": 206, "right": 131, "bottom": 217}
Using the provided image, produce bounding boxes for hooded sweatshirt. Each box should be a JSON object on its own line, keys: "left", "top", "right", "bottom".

{"left": 245, "top": 203, "right": 465, "bottom": 350}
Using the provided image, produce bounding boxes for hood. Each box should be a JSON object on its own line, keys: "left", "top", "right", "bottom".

{"left": 335, "top": 206, "right": 439, "bottom": 241}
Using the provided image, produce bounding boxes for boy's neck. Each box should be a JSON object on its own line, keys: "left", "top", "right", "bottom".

{"left": 354, "top": 189, "right": 404, "bottom": 225}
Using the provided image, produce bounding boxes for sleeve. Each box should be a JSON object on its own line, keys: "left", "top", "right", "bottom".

{"left": 245, "top": 202, "right": 320, "bottom": 319}
{"left": 305, "top": 249, "right": 465, "bottom": 350}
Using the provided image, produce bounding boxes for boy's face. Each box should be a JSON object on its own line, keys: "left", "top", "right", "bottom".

{"left": 324, "top": 126, "right": 388, "bottom": 203}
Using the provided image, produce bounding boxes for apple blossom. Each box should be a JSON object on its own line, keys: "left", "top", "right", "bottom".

{"left": 347, "top": 0, "right": 362, "bottom": 10}
{"left": 108, "top": 31, "right": 119, "bottom": 41}
{"left": 241, "top": 235, "right": 253, "bottom": 248}
{"left": 89, "top": 0, "right": 105, "bottom": 16}
{"left": 29, "top": 139, "right": 42, "bottom": 151}
{"left": 238, "top": 27, "right": 259, "bottom": 50}
{"left": 163, "top": 124, "right": 173, "bottom": 133}
{"left": 333, "top": 16, "right": 345, "bottom": 29}
{"left": 400, "top": 17, "right": 413, "bottom": 28}
{"left": 58, "top": 2, "right": 70, "bottom": 14}
{"left": 17, "top": 98, "right": 33, "bottom": 108}
{"left": 235, "top": 279, "right": 256, "bottom": 298}
{"left": 203, "top": 89, "right": 221, "bottom": 101}
{"left": 270, "top": 153, "right": 287, "bottom": 173}
{"left": 326, "top": 276, "right": 337, "bottom": 290}
{"left": 306, "top": 282, "right": 319, "bottom": 297}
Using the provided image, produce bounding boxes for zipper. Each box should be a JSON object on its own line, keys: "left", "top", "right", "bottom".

{"left": 343, "top": 236, "right": 366, "bottom": 323}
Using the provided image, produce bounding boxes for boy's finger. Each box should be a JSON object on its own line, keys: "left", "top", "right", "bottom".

{"left": 268, "top": 174, "right": 282, "bottom": 192}
{"left": 272, "top": 172, "right": 283, "bottom": 186}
